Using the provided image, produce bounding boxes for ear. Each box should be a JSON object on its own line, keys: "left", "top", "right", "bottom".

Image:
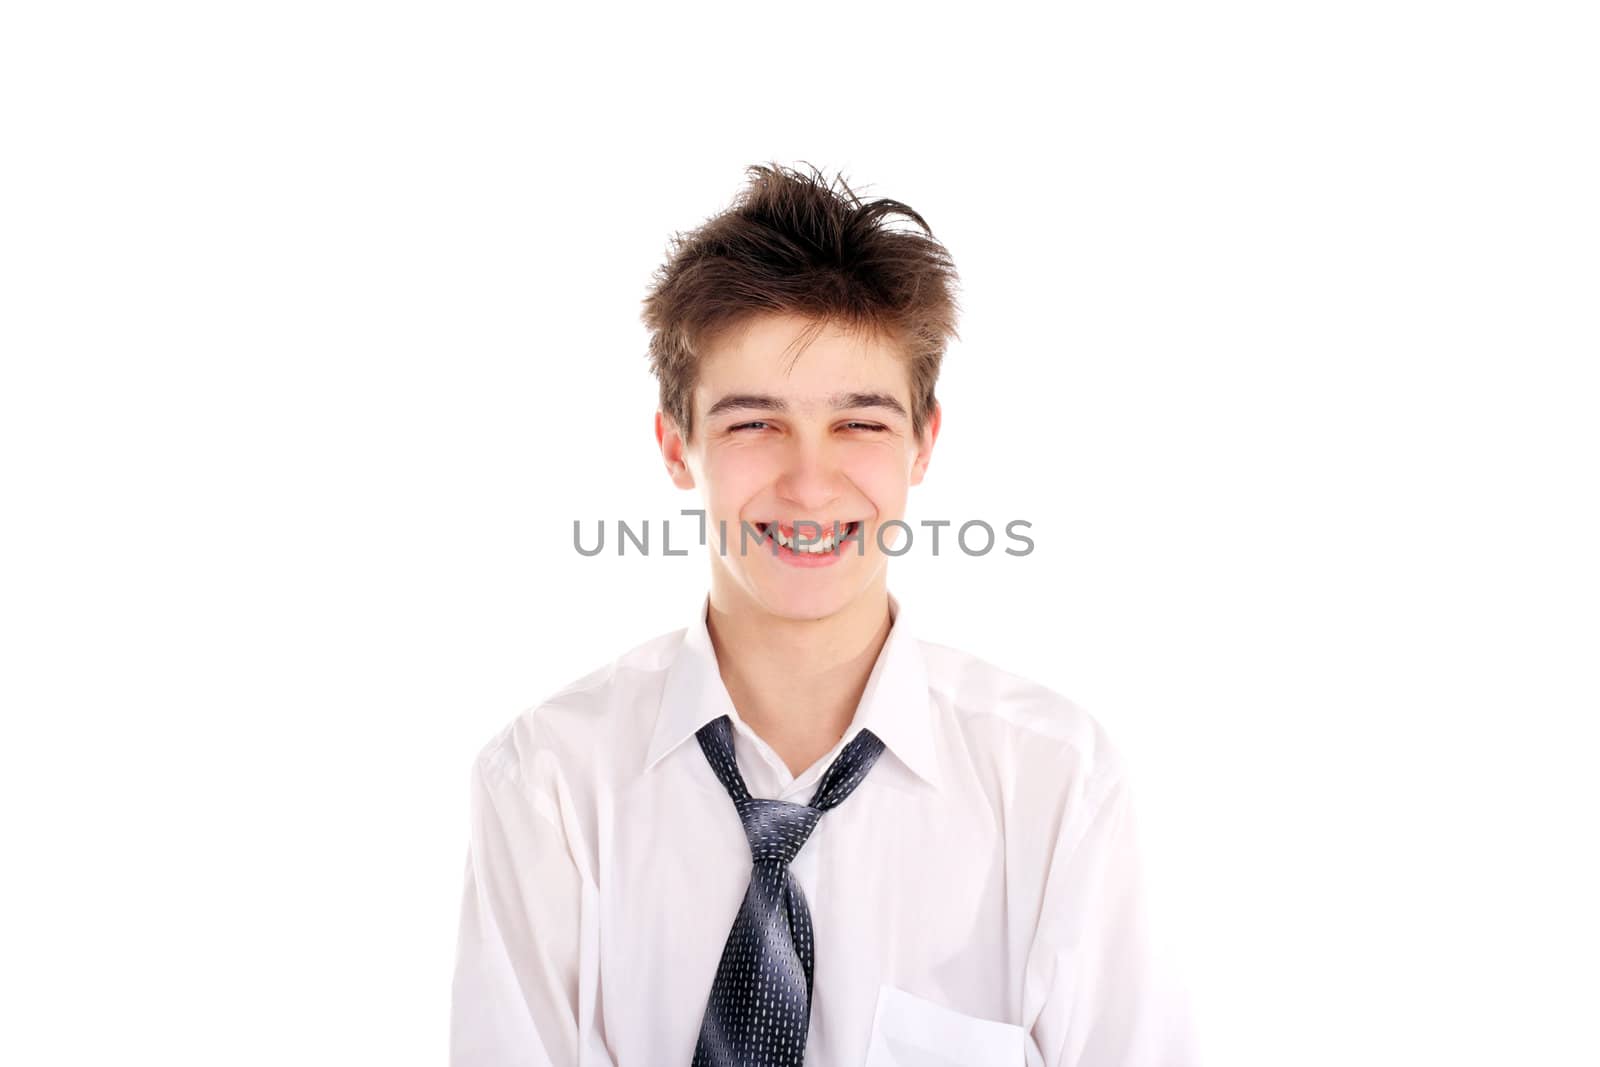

{"left": 656, "top": 410, "right": 696, "bottom": 490}
{"left": 908, "top": 402, "right": 941, "bottom": 486}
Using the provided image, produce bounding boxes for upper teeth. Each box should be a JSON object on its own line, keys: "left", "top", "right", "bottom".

{"left": 772, "top": 523, "right": 848, "bottom": 553}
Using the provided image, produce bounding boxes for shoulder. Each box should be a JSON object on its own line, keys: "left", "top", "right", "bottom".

{"left": 918, "top": 637, "right": 1126, "bottom": 807}
{"left": 472, "top": 624, "right": 685, "bottom": 792}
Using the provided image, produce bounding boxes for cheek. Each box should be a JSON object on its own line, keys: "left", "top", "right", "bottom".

{"left": 841, "top": 455, "right": 912, "bottom": 513}
{"left": 700, "top": 453, "right": 770, "bottom": 510}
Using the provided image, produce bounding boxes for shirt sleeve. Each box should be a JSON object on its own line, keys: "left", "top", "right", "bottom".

{"left": 450, "top": 745, "right": 596, "bottom": 1067}
{"left": 1025, "top": 769, "right": 1198, "bottom": 1067}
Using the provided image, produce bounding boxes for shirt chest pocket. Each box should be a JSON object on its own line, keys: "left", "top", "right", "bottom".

{"left": 862, "top": 984, "right": 1028, "bottom": 1066}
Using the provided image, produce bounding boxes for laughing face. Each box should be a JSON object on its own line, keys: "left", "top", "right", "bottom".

{"left": 656, "top": 312, "right": 940, "bottom": 622}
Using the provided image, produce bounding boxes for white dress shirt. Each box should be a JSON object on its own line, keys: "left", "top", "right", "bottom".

{"left": 451, "top": 590, "right": 1194, "bottom": 1066}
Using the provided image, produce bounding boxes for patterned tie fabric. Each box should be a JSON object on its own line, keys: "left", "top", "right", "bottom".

{"left": 691, "top": 713, "right": 887, "bottom": 1067}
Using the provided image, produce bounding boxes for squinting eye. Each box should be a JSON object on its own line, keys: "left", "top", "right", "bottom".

{"left": 844, "top": 422, "right": 888, "bottom": 432}
{"left": 729, "top": 421, "right": 769, "bottom": 432}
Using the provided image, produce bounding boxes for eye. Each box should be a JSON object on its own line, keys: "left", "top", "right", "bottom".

{"left": 843, "top": 421, "right": 888, "bottom": 432}
{"left": 729, "top": 420, "right": 770, "bottom": 432}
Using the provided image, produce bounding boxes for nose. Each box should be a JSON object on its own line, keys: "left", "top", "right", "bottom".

{"left": 774, "top": 435, "right": 843, "bottom": 514}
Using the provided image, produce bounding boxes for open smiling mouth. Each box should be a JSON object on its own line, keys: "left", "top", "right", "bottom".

{"left": 753, "top": 520, "right": 863, "bottom": 555}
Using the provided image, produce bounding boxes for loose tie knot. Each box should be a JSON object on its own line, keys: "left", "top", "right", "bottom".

{"left": 735, "top": 797, "right": 823, "bottom": 869}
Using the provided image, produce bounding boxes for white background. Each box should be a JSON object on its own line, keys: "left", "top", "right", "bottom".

{"left": 3, "top": 2, "right": 1596, "bottom": 1064}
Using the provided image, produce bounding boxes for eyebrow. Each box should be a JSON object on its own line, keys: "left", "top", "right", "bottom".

{"left": 705, "top": 391, "right": 909, "bottom": 420}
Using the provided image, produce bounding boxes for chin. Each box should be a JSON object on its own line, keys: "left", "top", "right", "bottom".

{"left": 753, "top": 572, "right": 877, "bottom": 623}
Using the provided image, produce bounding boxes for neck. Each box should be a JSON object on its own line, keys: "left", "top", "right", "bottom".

{"left": 704, "top": 576, "right": 893, "bottom": 777}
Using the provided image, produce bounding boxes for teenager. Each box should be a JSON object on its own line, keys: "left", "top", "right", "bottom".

{"left": 451, "top": 163, "right": 1192, "bottom": 1066}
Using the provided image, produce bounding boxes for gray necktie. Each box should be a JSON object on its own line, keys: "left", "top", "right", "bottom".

{"left": 691, "top": 713, "right": 887, "bottom": 1066}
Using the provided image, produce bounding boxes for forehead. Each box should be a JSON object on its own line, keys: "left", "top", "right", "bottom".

{"left": 694, "top": 313, "right": 911, "bottom": 409}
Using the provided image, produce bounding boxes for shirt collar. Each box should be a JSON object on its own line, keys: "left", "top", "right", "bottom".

{"left": 644, "top": 589, "right": 942, "bottom": 791}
